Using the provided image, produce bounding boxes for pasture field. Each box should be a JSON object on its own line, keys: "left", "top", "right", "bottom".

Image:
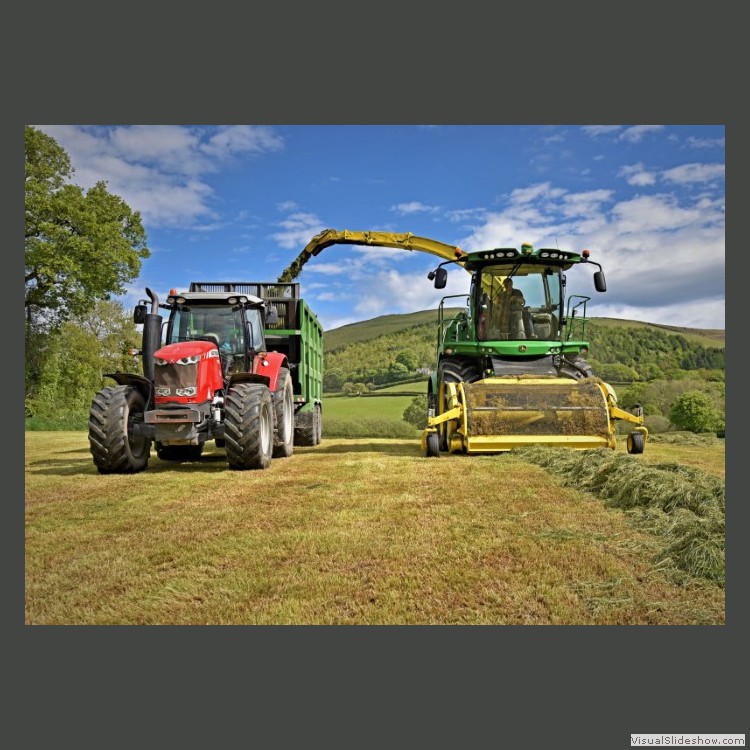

{"left": 25, "top": 432, "right": 725, "bottom": 625}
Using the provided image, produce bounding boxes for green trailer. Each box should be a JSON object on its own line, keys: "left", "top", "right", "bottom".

{"left": 189, "top": 282, "right": 324, "bottom": 446}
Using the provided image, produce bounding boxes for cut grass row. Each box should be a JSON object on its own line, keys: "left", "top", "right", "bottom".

{"left": 25, "top": 432, "right": 725, "bottom": 625}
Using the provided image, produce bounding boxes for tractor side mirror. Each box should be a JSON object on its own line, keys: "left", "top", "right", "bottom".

{"left": 133, "top": 303, "right": 147, "bottom": 325}
{"left": 594, "top": 270, "right": 607, "bottom": 292}
{"left": 433, "top": 267, "right": 448, "bottom": 289}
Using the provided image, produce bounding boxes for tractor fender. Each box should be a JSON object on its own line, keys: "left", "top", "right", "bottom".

{"left": 102, "top": 372, "right": 153, "bottom": 405}
{"left": 252, "top": 351, "right": 289, "bottom": 393}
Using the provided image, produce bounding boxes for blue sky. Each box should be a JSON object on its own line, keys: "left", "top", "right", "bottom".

{"left": 36, "top": 124, "right": 725, "bottom": 331}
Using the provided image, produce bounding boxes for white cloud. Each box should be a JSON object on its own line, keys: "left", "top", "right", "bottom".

{"left": 686, "top": 136, "right": 725, "bottom": 149}
{"left": 271, "top": 213, "right": 327, "bottom": 250}
{"left": 619, "top": 125, "right": 665, "bottom": 143}
{"left": 276, "top": 200, "right": 299, "bottom": 212}
{"left": 661, "top": 163, "right": 725, "bottom": 184}
{"left": 618, "top": 163, "right": 656, "bottom": 186}
{"left": 353, "top": 268, "right": 471, "bottom": 318}
{"left": 582, "top": 126, "right": 621, "bottom": 137}
{"left": 35, "top": 125, "right": 285, "bottom": 228}
{"left": 391, "top": 201, "right": 441, "bottom": 215}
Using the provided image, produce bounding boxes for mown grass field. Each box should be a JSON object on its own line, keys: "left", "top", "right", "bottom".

{"left": 25, "top": 431, "right": 725, "bottom": 625}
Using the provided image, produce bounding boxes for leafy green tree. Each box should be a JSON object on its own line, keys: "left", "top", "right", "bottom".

{"left": 403, "top": 395, "right": 428, "bottom": 429}
{"left": 26, "top": 299, "right": 141, "bottom": 425}
{"left": 25, "top": 126, "right": 150, "bottom": 334}
{"left": 669, "top": 391, "right": 721, "bottom": 433}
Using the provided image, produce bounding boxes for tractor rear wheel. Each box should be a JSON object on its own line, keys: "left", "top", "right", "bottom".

{"left": 272, "top": 367, "right": 294, "bottom": 458}
{"left": 88, "top": 385, "right": 151, "bottom": 474}
{"left": 224, "top": 383, "right": 274, "bottom": 470}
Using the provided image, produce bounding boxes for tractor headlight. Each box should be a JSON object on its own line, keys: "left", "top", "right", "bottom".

{"left": 177, "top": 355, "right": 200, "bottom": 365}
{"left": 176, "top": 387, "right": 197, "bottom": 397}
{"left": 155, "top": 387, "right": 171, "bottom": 396}
{"left": 154, "top": 357, "right": 168, "bottom": 366}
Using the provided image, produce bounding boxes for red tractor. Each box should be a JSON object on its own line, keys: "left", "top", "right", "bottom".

{"left": 88, "top": 286, "right": 296, "bottom": 472}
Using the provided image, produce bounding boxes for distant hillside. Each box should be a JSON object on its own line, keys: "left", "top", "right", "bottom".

{"left": 322, "top": 309, "right": 725, "bottom": 390}
{"left": 325, "top": 310, "right": 725, "bottom": 351}
{"left": 591, "top": 317, "right": 725, "bottom": 350}
{"left": 324, "top": 309, "right": 461, "bottom": 352}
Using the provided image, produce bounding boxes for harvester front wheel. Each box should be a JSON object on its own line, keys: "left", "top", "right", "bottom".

{"left": 88, "top": 385, "right": 151, "bottom": 474}
{"left": 224, "top": 383, "right": 274, "bottom": 470}
{"left": 426, "top": 431, "right": 440, "bottom": 457}
{"left": 272, "top": 367, "right": 294, "bottom": 458}
{"left": 627, "top": 432, "right": 645, "bottom": 455}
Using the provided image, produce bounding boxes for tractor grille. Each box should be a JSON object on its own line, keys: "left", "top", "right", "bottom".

{"left": 463, "top": 379, "right": 609, "bottom": 438}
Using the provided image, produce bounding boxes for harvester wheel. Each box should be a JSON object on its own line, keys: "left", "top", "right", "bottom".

{"left": 88, "top": 385, "right": 151, "bottom": 474}
{"left": 436, "top": 358, "right": 479, "bottom": 451}
{"left": 272, "top": 367, "right": 294, "bottom": 458}
{"left": 155, "top": 443, "right": 204, "bottom": 461}
{"left": 627, "top": 432, "right": 645, "bottom": 455}
{"left": 426, "top": 431, "right": 440, "bottom": 457}
{"left": 224, "top": 383, "right": 274, "bottom": 470}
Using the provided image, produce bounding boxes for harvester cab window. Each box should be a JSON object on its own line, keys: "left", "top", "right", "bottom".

{"left": 477, "top": 266, "right": 562, "bottom": 341}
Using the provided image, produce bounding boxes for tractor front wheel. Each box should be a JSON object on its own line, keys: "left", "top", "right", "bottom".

{"left": 88, "top": 385, "right": 151, "bottom": 474}
{"left": 224, "top": 383, "right": 274, "bottom": 470}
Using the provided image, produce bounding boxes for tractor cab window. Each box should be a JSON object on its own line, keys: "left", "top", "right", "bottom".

{"left": 245, "top": 308, "right": 266, "bottom": 352}
{"left": 477, "top": 265, "right": 562, "bottom": 341}
{"left": 170, "top": 305, "right": 246, "bottom": 353}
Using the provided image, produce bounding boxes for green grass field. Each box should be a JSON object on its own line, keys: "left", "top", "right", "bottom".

{"left": 25, "top": 431, "right": 725, "bottom": 625}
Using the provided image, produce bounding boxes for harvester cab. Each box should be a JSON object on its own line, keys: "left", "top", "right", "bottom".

{"left": 286, "top": 229, "right": 647, "bottom": 457}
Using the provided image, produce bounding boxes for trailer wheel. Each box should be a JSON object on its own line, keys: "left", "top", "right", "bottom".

{"left": 155, "top": 443, "right": 204, "bottom": 461}
{"left": 313, "top": 403, "right": 322, "bottom": 445}
{"left": 294, "top": 406, "right": 320, "bottom": 447}
{"left": 88, "top": 385, "right": 151, "bottom": 474}
{"left": 627, "top": 432, "right": 645, "bottom": 455}
{"left": 272, "top": 367, "right": 294, "bottom": 458}
{"left": 224, "top": 383, "right": 273, "bottom": 470}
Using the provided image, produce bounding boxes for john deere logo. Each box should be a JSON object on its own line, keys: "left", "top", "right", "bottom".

{"left": 518, "top": 345, "right": 527, "bottom": 352}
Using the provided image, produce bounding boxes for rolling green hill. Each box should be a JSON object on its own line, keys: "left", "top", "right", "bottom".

{"left": 324, "top": 308, "right": 462, "bottom": 352}
{"left": 322, "top": 309, "right": 725, "bottom": 392}
{"left": 325, "top": 310, "right": 724, "bottom": 351}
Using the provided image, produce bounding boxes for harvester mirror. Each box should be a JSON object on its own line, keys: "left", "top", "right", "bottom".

{"left": 594, "top": 270, "right": 607, "bottom": 292}
{"left": 433, "top": 267, "right": 448, "bottom": 289}
{"left": 133, "top": 303, "right": 147, "bottom": 325}
{"left": 265, "top": 306, "right": 279, "bottom": 325}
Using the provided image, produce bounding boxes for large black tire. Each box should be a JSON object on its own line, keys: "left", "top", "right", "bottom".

{"left": 294, "top": 404, "right": 321, "bottom": 447}
{"left": 627, "top": 432, "right": 646, "bottom": 455}
{"left": 313, "top": 403, "right": 322, "bottom": 445}
{"left": 425, "top": 431, "right": 440, "bottom": 457}
{"left": 272, "top": 367, "right": 294, "bottom": 458}
{"left": 224, "top": 383, "right": 274, "bottom": 470}
{"left": 88, "top": 385, "right": 151, "bottom": 474}
{"left": 155, "top": 443, "right": 204, "bottom": 461}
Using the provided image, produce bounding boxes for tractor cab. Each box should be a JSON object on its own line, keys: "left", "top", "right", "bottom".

{"left": 163, "top": 291, "right": 271, "bottom": 377}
